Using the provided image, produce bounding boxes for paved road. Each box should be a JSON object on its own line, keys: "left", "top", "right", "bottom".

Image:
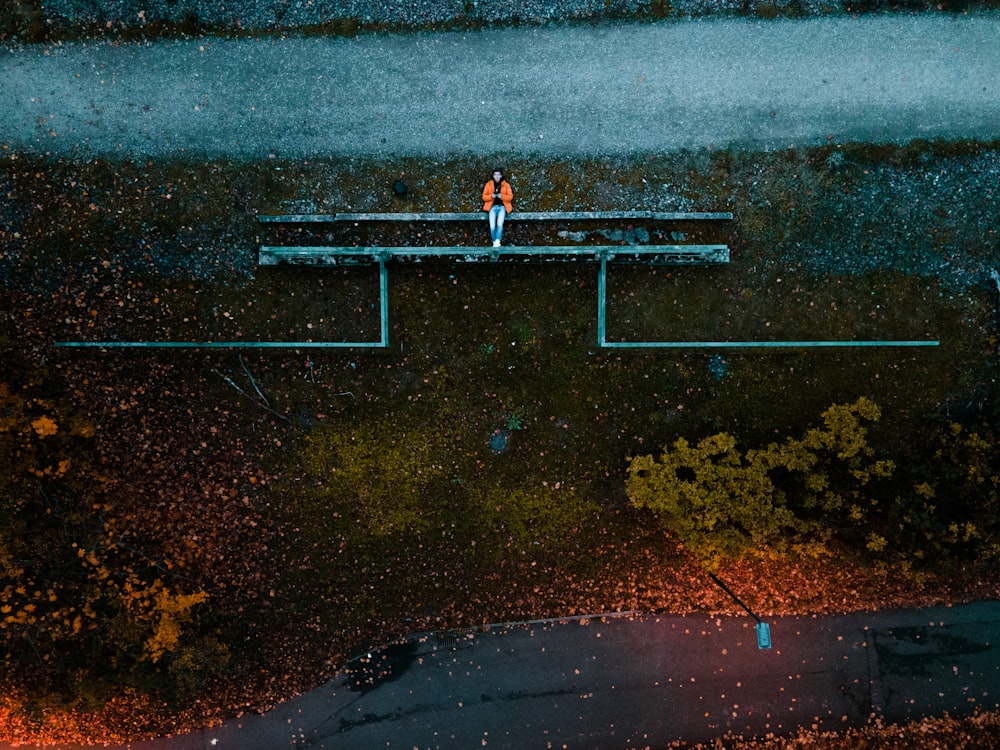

{"left": 5, "top": 602, "right": 997, "bottom": 750}
{"left": 2, "top": 14, "right": 1000, "bottom": 158}
{"left": 272, "top": 603, "right": 1000, "bottom": 749}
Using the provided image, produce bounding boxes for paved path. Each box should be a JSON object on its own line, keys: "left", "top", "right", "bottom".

{"left": 2, "top": 14, "right": 1000, "bottom": 158}
{"left": 4, "top": 602, "right": 998, "bottom": 749}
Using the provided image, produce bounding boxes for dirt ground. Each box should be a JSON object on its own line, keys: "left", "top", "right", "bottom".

{"left": 1, "top": 144, "right": 999, "bottom": 745}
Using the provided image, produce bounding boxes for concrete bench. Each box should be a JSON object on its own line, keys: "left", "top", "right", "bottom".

{"left": 254, "top": 210, "right": 732, "bottom": 347}
{"left": 258, "top": 244, "right": 730, "bottom": 266}
{"left": 257, "top": 210, "right": 732, "bottom": 266}
{"left": 257, "top": 210, "right": 734, "bottom": 223}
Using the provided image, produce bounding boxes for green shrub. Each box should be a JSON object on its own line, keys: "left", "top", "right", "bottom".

{"left": 628, "top": 397, "right": 1000, "bottom": 569}
{"left": 626, "top": 398, "right": 892, "bottom": 565}
{"left": 627, "top": 432, "right": 804, "bottom": 564}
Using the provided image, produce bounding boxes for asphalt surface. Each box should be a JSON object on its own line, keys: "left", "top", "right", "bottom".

{"left": 2, "top": 13, "right": 1000, "bottom": 159}
{"left": 12, "top": 602, "right": 990, "bottom": 750}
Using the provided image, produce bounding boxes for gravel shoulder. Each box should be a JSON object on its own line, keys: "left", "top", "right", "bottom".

{"left": 0, "top": 0, "right": 906, "bottom": 40}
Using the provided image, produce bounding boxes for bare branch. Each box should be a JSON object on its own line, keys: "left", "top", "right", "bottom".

{"left": 211, "top": 367, "right": 291, "bottom": 423}
{"left": 239, "top": 354, "right": 270, "bottom": 406}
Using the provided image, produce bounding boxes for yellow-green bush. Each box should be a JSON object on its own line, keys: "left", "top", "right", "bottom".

{"left": 626, "top": 398, "right": 893, "bottom": 565}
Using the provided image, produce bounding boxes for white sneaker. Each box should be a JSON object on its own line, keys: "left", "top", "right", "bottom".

{"left": 492, "top": 239, "right": 501, "bottom": 248}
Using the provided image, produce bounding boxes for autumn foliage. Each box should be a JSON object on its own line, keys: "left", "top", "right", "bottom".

{"left": 626, "top": 398, "right": 893, "bottom": 564}
{"left": 627, "top": 398, "right": 1000, "bottom": 570}
{"left": 0, "top": 375, "right": 221, "bottom": 711}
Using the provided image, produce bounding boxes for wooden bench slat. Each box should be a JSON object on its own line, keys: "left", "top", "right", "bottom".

{"left": 257, "top": 211, "right": 734, "bottom": 223}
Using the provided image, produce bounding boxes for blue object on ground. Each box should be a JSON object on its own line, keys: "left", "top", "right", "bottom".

{"left": 756, "top": 621, "right": 772, "bottom": 650}
{"left": 708, "top": 354, "right": 729, "bottom": 379}
{"left": 489, "top": 429, "right": 509, "bottom": 453}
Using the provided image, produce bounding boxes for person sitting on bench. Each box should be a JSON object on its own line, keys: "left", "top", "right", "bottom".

{"left": 482, "top": 169, "right": 514, "bottom": 247}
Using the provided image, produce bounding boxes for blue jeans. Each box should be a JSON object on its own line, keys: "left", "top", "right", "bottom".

{"left": 488, "top": 205, "right": 506, "bottom": 242}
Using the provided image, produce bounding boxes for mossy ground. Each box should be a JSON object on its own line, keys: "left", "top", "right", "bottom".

{"left": 1, "top": 143, "right": 999, "bottom": 743}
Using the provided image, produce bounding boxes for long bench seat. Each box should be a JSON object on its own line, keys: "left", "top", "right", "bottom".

{"left": 257, "top": 211, "right": 734, "bottom": 223}
{"left": 258, "top": 244, "right": 730, "bottom": 266}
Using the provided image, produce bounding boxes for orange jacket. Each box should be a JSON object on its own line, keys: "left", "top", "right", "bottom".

{"left": 482, "top": 180, "right": 513, "bottom": 213}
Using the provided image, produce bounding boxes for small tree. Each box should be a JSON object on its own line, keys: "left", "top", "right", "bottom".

{"left": 626, "top": 398, "right": 892, "bottom": 565}
{"left": 627, "top": 432, "right": 802, "bottom": 564}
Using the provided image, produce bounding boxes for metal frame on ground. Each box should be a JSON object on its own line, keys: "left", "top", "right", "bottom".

{"left": 595, "top": 257, "right": 939, "bottom": 349}
{"left": 55, "top": 260, "right": 390, "bottom": 349}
